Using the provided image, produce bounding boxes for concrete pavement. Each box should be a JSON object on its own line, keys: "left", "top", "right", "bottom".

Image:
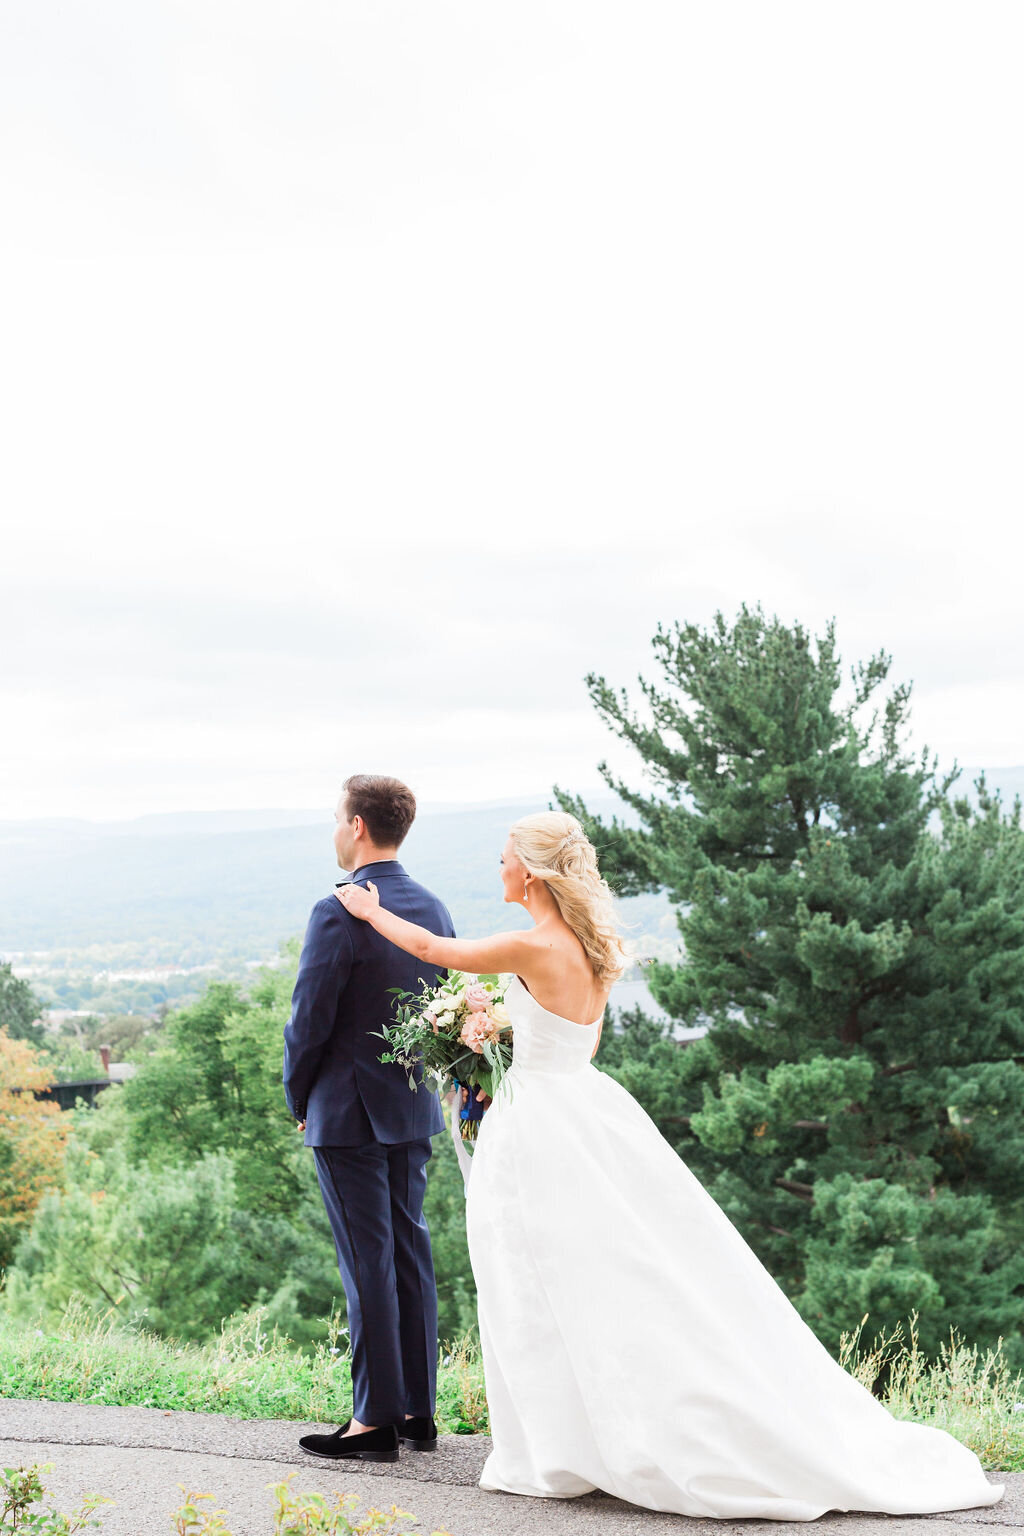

{"left": 0, "top": 1398, "right": 1018, "bottom": 1536}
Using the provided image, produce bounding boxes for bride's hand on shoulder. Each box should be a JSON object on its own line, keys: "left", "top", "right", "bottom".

{"left": 335, "top": 880, "right": 380, "bottom": 922}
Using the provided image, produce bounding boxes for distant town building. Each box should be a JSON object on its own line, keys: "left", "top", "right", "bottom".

{"left": 13, "top": 1043, "right": 138, "bottom": 1111}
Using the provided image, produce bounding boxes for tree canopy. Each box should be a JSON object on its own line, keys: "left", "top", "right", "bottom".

{"left": 0, "top": 963, "right": 43, "bottom": 1048}
{"left": 557, "top": 603, "right": 1024, "bottom": 1367}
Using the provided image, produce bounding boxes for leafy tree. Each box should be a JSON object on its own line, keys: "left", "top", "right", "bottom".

{"left": 557, "top": 603, "right": 1024, "bottom": 1367}
{"left": 0, "top": 1030, "right": 69, "bottom": 1271}
{"left": 0, "top": 962, "right": 43, "bottom": 1046}
{"left": 2, "top": 1085, "right": 342, "bottom": 1348}
{"left": 6, "top": 951, "right": 480, "bottom": 1348}
{"left": 118, "top": 969, "right": 303, "bottom": 1217}
{"left": 53, "top": 1011, "right": 158, "bottom": 1059}
{"left": 36, "top": 1040, "right": 105, "bottom": 1083}
{"left": 3, "top": 1136, "right": 280, "bottom": 1338}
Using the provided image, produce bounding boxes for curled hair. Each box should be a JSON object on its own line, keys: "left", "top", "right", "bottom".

{"left": 508, "top": 811, "right": 629, "bottom": 986}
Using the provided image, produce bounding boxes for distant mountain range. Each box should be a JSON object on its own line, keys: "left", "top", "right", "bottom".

{"left": 2, "top": 768, "right": 1019, "bottom": 1018}
{"left": 0, "top": 791, "right": 656, "bottom": 958}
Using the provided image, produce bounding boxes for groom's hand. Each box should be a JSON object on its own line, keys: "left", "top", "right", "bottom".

{"left": 297, "top": 1118, "right": 306, "bottom": 1131}
{"left": 461, "top": 1085, "right": 492, "bottom": 1112}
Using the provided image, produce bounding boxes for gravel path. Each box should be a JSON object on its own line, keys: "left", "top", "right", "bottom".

{"left": 0, "top": 1398, "right": 1018, "bottom": 1536}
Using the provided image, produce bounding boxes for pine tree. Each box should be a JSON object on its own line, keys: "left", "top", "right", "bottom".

{"left": 556, "top": 603, "right": 1024, "bottom": 1366}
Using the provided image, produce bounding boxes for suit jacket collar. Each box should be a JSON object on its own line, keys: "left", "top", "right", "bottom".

{"left": 341, "top": 859, "right": 407, "bottom": 883}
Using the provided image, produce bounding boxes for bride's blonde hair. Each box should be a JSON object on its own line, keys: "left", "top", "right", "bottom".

{"left": 508, "top": 811, "right": 629, "bottom": 987}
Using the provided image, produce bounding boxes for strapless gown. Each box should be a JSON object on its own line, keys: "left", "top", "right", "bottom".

{"left": 459, "top": 973, "right": 1005, "bottom": 1520}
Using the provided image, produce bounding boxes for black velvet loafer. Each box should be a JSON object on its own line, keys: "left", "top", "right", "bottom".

{"left": 298, "top": 1422, "right": 399, "bottom": 1462}
{"left": 396, "top": 1413, "right": 438, "bottom": 1451}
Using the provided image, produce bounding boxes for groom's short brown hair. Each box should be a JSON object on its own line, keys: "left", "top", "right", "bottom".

{"left": 343, "top": 774, "right": 417, "bottom": 848}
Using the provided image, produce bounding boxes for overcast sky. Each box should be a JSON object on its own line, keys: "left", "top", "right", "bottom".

{"left": 3, "top": 1, "right": 1022, "bottom": 822}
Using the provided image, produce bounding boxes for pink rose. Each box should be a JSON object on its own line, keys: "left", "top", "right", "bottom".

{"left": 464, "top": 983, "right": 490, "bottom": 1012}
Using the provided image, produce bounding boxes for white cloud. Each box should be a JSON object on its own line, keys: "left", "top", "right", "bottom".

{"left": 2, "top": 0, "right": 1022, "bottom": 818}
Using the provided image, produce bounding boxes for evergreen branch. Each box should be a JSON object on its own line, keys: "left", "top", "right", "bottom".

{"left": 775, "top": 1178, "right": 814, "bottom": 1200}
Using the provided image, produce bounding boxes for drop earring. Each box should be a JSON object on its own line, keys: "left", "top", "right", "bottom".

{"left": 523, "top": 880, "right": 530, "bottom": 903}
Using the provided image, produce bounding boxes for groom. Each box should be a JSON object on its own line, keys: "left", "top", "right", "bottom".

{"left": 282, "top": 773, "right": 454, "bottom": 1462}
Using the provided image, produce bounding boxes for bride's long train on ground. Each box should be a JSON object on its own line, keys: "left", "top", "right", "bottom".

{"left": 458, "top": 975, "right": 1006, "bottom": 1521}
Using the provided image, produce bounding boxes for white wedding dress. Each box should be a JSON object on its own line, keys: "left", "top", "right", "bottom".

{"left": 460, "top": 973, "right": 1006, "bottom": 1520}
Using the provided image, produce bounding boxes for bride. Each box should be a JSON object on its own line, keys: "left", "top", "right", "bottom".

{"left": 334, "top": 810, "right": 1005, "bottom": 1520}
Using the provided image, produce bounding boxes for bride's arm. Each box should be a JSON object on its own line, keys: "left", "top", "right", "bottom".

{"left": 335, "top": 880, "right": 532, "bottom": 974}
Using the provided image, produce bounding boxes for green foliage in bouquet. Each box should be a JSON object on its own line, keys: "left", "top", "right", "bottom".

{"left": 374, "top": 970, "right": 514, "bottom": 1136}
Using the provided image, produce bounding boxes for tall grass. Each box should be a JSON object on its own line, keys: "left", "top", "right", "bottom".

{"left": 0, "top": 1296, "right": 489, "bottom": 1434}
{"left": 839, "top": 1308, "right": 1024, "bottom": 1470}
{"left": 1, "top": 1298, "right": 1020, "bottom": 1469}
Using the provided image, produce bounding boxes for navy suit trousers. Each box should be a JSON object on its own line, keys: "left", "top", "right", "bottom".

{"left": 313, "top": 1137, "right": 437, "bottom": 1426}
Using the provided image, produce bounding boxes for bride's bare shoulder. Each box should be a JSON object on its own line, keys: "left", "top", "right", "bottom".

{"left": 516, "top": 927, "right": 610, "bottom": 1021}
{"left": 515, "top": 925, "right": 580, "bottom": 972}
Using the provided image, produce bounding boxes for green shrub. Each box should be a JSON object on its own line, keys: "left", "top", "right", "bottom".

{"left": 1, "top": 1462, "right": 456, "bottom": 1536}
{"left": 0, "top": 1460, "right": 112, "bottom": 1533}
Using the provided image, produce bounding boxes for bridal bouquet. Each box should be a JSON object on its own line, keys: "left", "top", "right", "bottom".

{"left": 374, "top": 970, "right": 513, "bottom": 1141}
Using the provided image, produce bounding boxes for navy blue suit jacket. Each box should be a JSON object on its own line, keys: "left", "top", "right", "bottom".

{"left": 282, "top": 859, "right": 453, "bottom": 1146}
